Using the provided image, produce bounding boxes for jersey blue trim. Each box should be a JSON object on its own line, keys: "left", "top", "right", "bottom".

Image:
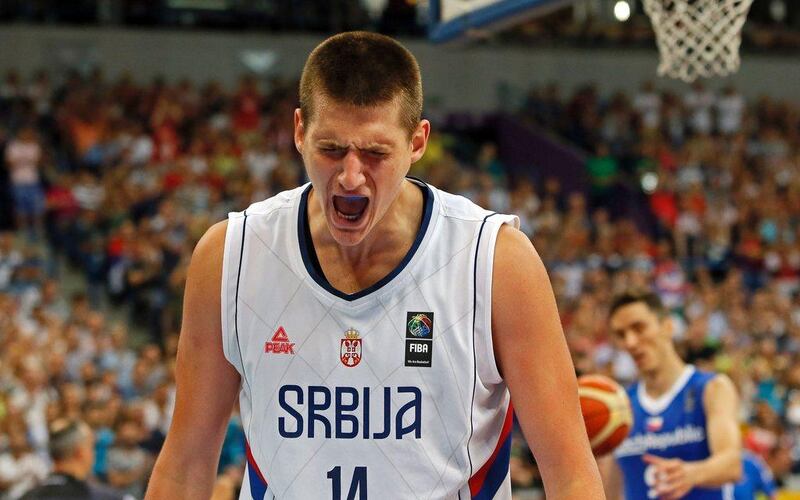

{"left": 296, "top": 180, "right": 434, "bottom": 301}
{"left": 466, "top": 212, "right": 498, "bottom": 478}
{"left": 234, "top": 211, "right": 253, "bottom": 396}
{"left": 247, "top": 462, "right": 268, "bottom": 500}
{"left": 473, "top": 434, "right": 512, "bottom": 500}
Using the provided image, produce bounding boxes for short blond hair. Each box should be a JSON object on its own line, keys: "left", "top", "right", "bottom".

{"left": 299, "top": 31, "right": 423, "bottom": 138}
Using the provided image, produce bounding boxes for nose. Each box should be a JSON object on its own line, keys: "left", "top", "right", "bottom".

{"left": 338, "top": 150, "right": 366, "bottom": 191}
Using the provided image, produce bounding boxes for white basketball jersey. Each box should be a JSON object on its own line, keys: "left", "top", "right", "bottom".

{"left": 221, "top": 179, "right": 519, "bottom": 500}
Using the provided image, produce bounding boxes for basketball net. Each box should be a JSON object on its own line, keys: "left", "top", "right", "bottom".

{"left": 642, "top": 0, "right": 754, "bottom": 82}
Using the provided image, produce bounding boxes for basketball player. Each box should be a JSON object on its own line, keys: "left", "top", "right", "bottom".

{"left": 733, "top": 450, "right": 776, "bottom": 500}
{"left": 146, "top": 32, "right": 603, "bottom": 499}
{"left": 599, "top": 290, "right": 742, "bottom": 499}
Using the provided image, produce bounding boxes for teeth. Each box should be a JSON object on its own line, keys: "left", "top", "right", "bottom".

{"left": 337, "top": 210, "right": 360, "bottom": 221}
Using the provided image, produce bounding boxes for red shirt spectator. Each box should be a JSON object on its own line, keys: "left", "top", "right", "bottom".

{"left": 232, "top": 76, "right": 262, "bottom": 132}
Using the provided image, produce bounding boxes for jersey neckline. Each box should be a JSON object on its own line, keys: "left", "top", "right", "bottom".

{"left": 637, "top": 364, "right": 696, "bottom": 415}
{"left": 296, "top": 178, "right": 435, "bottom": 302}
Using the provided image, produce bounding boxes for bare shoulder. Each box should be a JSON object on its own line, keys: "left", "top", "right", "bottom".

{"left": 495, "top": 223, "right": 536, "bottom": 258}
{"left": 182, "top": 220, "right": 229, "bottom": 331}
{"left": 707, "top": 373, "right": 738, "bottom": 395}
{"left": 703, "top": 373, "right": 739, "bottom": 409}
{"left": 492, "top": 224, "right": 561, "bottom": 365}
{"left": 493, "top": 223, "right": 548, "bottom": 291}
{"left": 192, "top": 220, "right": 229, "bottom": 269}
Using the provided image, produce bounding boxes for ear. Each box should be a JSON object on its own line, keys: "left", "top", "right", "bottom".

{"left": 409, "top": 119, "right": 431, "bottom": 164}
{"left": 661, "top": 315, "right": 675, "bottom": 339}
{"left": 294, "top": 108, "right": 305, "bottom": 155}
{"left": 76, "top": 439, "right": 94, "bottom": 466}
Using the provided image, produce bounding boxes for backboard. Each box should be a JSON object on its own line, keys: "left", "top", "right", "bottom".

{"left": 428, "top": 0, "right": 574, "bottom": 43}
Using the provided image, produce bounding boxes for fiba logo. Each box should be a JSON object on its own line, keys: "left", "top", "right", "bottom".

{"left": 407, "top": 313, "right": 432, "bottom": 338}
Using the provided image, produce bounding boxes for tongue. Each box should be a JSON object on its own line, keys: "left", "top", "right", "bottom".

{"left": 333, "top": 195, "right": 369, "bottom": 216}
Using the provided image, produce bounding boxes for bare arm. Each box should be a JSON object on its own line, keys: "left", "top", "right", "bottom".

{"left": 492, "top": 226, "right": 605, "bottom": 499}
{"left": 597, "top": 454, "right": 623, "bottom": 500}
{"left": 146, "top": 221, "right": 241, "bottom": 499}
{"left": 693, "top": 374, "right": 742, "bottom": 485}
{"left": 644, "top": 374, "right": 742, "bottom": 499}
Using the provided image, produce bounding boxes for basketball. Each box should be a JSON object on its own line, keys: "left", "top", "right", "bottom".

{"left": 578, "top": 375, "right": 633, "bottom": 456}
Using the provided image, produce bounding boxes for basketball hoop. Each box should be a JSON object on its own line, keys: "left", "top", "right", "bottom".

{"left": 642, "top": 0, "right": 754, "bottom": 82}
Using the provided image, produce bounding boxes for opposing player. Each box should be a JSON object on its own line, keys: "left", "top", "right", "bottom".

{"left": 599, "top": 289, "right": 742, "bottom": 499}
{"left": 146, "top": 32, "right": 603, "bottom": 499}
{"left": 733, "top": 450, "right": 777, "bottom": 500}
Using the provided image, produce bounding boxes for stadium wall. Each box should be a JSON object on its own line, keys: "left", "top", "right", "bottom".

{"left": 1, "top": 25, "right": 797, "bottom": 111}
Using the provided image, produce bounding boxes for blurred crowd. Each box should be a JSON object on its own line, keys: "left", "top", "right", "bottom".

{"left": 0, "top": 69, "right": 301, "bottom": 498}
{"left": 2, "top": 66, "right": 800, "bottom": 498}
{"left": 509, "top": 79, "right": 800, "bottom": 491}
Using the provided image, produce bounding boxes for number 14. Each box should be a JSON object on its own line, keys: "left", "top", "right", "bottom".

{"left": 327, "top": 466, "right": 367, "bottom": 500}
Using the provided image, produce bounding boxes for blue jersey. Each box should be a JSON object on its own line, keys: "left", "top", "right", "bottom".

{"left": 614, "top": 365, "right": 733, "bottom": 499}
{"left": 734, "top": 450, "right": 777, "bottom": 499}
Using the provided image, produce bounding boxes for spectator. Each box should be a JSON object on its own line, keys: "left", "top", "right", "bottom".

{"left": 0, "top": 231, "right": 22, "bottom": 291}
{"left": 4, "top": 127, "right": 44, "bottom": 240}
{"left": 106, "top": 417, "right": 151, "bottom": 498}
{"left": 632, "top": 80, "right": 661, "bottom": 131}
{"left": 717, "top": 86, "right": 746, "bottom": 135}
{"left": 0, "top": 430, "right": 49, "bottom": 499}
{"left": 20, "top": 419, "right": 127, "bottom": 500}
{"left": 683, "top": 81, "right": 716, "bottom": 135}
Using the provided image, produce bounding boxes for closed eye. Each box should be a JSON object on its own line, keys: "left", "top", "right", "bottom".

{"left": 319, "top": 147, "right": 346, "bottom": 157}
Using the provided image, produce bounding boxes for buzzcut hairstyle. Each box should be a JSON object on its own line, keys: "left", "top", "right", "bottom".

{"left": 299, "top": 31, "right": 423, "bottom": 138}
{"left": 609, "top": 289, "right": 667, "bottom": 318}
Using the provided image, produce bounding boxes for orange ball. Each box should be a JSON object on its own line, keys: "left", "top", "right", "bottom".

{"left": 578, "top": 374, "right": 633, "bottom": 456}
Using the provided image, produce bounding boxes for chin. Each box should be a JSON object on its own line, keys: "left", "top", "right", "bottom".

{"left": 327, "top": 219, "right": 369, "bottom": 247}
{"left": 330, "top": 230, "right": 367, "bottom": 247}
{"left": 638, "top": 362, "right": 657, "bottom": 376}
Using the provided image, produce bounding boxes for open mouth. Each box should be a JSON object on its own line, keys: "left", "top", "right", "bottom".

{"left": 332, "top": 195, "right": 369, "bottom": 223}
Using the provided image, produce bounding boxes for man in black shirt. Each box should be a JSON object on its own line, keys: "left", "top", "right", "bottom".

{"left": 21, "top": 419, "right": 128, "bottom": 500}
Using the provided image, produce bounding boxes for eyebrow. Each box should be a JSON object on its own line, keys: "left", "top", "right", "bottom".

{"left": 315, "top": 140, "right": 392, "bottom": 151}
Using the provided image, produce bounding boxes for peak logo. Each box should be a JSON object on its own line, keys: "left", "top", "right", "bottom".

{"left": 265, "top": 326, "right": 295, "bottom": 354}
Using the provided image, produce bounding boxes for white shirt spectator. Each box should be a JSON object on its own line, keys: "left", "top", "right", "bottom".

{"left": 633, "top": 88, "right": 661, "bottom": 129}
{"left": 71, "top": 176, "right": 106, "bottom": 211}
{"left": 4, "top": 137, "right": 41, "bottom": 186}
{"left": 676, "top": 164, "right": 704, "bottom": 189}
{"left": 0, "top": 450, "right": 50, "bottom": 499}
{"left": 684, "top": 86, "right": 716, "bottom": 134}
{"left": 716, "top": 90, "right": 745, "bottom": 134}
{"left": 553, "top": 260, "right": 585, "bottom": 300}
{"left": 244, "top": 148, "right": 278, "bottom": 182}
{"left": 129, "top": 133, "right": 154, "bottom": 166}
{"left": 0, "top": 246, "right": 22, "bottom": 291}
{"left": 8, "top": 386, "right": 52, "bottom": 454}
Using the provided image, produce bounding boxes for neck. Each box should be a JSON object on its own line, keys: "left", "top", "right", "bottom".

{"left": 54, "top": 460, "right": 88, "bottom": 481}
{"left": 641, "top": 353, "right": 688, "bottom": 398}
